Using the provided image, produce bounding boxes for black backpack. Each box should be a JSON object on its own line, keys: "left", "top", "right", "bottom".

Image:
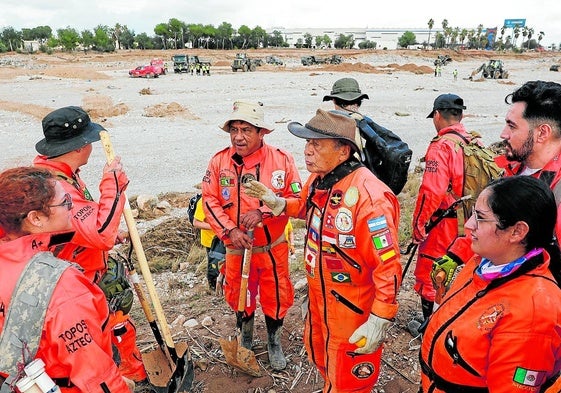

{"left": 347, "top": 112, "right": 412, "bottom": 195}
{"left": 187, "top": 193, "right": 202, "bottom": 225}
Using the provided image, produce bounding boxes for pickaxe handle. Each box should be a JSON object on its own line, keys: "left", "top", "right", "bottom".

{"left": 99, "top": 131, "right": 179, "bottom": 360}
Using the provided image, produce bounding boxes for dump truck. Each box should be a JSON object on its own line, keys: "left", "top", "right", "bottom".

{"left": 231, "top": 53, "right": 256, "bottom": 72}
{"left": 470, "top": 59, "right": 509, "bottom": 80}
{"left": 171, "top": 54, "right": 210, "bottom": 73}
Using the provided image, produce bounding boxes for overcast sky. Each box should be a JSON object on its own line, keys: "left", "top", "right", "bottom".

{"left": 2, "top": 0, "right": 560, "bottom": 47}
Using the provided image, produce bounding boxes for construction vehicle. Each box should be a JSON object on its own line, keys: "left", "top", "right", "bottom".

{"left": 469, "top": 59, "right": 509, "bottom": 80}
{"left": 231, "top": 53, "right": 256, "bottom": 72}
{"left": 171, "top": 54, "right": 210, "bottom": 74}
{"left": 550, "top": 64, "right": 559, "bottom": 72}
{"left": 265, "top": 56, "right": 284, "bottom": 66}
{"left": 301, "top": 54, "right": 343, "bottom": 66}
{"left": 434, "top": 55, "right": 452, "bottom": 66}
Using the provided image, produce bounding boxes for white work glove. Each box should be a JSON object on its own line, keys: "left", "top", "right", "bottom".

{"left": 243, "top": 180, "right": 286, "bottom": 216}
{"left": 348, "top": 313, "right": 393, "bottom": 354}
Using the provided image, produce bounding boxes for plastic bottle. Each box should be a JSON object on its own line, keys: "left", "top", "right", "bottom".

{"left": 15, "top": 376, "right": 42, "bottom": 393}
{"left": 24, "top": 359, "right": 61, "bottom": 393}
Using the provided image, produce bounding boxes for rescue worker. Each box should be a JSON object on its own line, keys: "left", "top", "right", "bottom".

{"left": 244, "top": 109, "right": 402, "bottom": 393}
{"left": 410, "top": 94, "right": 472, "bottom": 329}
{"left": 434, "top": 81, "right": 561, "bottom": 295}
{"left": 420, "top": 176, "right": 561, "bottom": 393}
{"left": 322, "top": 77, "right": 369, "bottom": 115}
{"left": 33, "top": 106, "right": 147, "bottom": 382}
{"left": 201, "top": 100, "right": 302, "bottom": 371}
{"left": 0, "top": 167, "right": 133, "bottom": 393}
{"left": 193, "top": 194, "right": 223, "bottom": 291}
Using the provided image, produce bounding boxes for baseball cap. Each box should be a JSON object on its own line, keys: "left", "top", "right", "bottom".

{"left": 427, "top": 93, "right": 466, "bottom": 118}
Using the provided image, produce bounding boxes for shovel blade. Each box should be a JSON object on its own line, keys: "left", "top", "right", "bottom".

{"left": 142, "top": 342, "right": 194, "bottom": 393}
{"left": 219, "top": 337, "right": 261, "bottom": 377}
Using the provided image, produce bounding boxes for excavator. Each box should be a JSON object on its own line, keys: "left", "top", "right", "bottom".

{"left": 469, "top": 59, "right": 509, "bottom": 80}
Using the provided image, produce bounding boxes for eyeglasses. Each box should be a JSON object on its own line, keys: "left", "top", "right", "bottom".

{"left": 48, "top": 193, "right": 73, "bottom": 211}
{"left": 471, "top": 206, "right": 497, "bottom": 229}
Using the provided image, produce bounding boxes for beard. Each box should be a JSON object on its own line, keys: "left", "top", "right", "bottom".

{"left": 505, "top": 131, "right": 534, "bottom": 163}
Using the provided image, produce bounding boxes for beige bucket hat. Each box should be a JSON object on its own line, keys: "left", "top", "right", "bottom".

{"left": 220, "top": 100, "right": 274, "bottom": 134}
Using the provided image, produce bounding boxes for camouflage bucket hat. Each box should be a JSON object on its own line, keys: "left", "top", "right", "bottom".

{"left": 323, "top": 78, "right": 369, "bottom": 102}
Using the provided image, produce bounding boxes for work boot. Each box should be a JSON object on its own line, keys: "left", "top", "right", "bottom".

{"left": 421, "top": 298, "right": 434, "bottom": 321}
{"left": 237, "top": 313, "right": 255, "bottom": 350}
{"left": 265, "top": 316, "right": 286, "bottom": 370}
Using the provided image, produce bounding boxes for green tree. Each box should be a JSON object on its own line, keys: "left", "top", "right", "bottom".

{"left": 80, "top": 30, "right": 94, "bottom": 52}
{"left": 216, "top": 22, "right": 234, "bottom": 49}
{"left": 358, "top": 40, "right": 377, "bottom": 49}
{"left": 334, "top": 34, "right": 354, "bottom": 49}
{"left": 427, "top": 18, "right": 434, "bottom": 48}
{"left": 322, "top": 34, "right": 332, "bottom": 48}
{"left": 303, "top": 33, "right": 313, "bottom": 48}
{"left": 92, "top": 25, "right": 114, "bottom": 52}
{"left": 1, "top": 27, "right": 22, "bottom": 51}
{"left": 154, "top": 23, "right": 170, "bottom": 49}
{"left": 398, "top": 31, "right": 416, "bottom": 48}
{"left": 537, "top": 31, "right": 545, "bottom": 48}
{"left": 251, "top": 26, "right": 266, "bottom": 48}
{"left": 135, "top": 32, "right": 153, "bottom": 49}
{"left": 168, "top": 18, "right": 184, "bottom": 49}
{"left": 237, "top": 25, "right": 251, "bottom": 49}
{"left": 268, "top": 30, "right": 285, "bottom": 48}
{"left": 441, "top": 19, "right": 449, "bottom": 46}
{"left": 119, "top": 26, "right": 135, "bottom": 50}
{"left": 57, "top": 27, "right": 80, "bottom": 51}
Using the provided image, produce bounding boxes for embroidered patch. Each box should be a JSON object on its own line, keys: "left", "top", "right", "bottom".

{"left": 305, "top": 250, "right": 316, "bottom": 277}
{"left": 344, "top": 186, "right": 359, "bottom": 207}
{"left": 351, "top": 362, "right": 375, "bottom": 379}
{"left": 271, "top": 170, "right": 286, "bottom": 189}
{"left": 240, "top": 173, "right": 256, "bottom": 184}
{"left": 513, "top": 367, "right": 547, "bottom": 387}
{"left": 220, "top": 176, "right": 234, "bottom": 187}
{"left": 325, "top": 257, "right": 343, "bottom": 270}
{"left": 477, "top": 304, "right": 505, "bottom": 331}
{"left": 290, "top": 182, "right": 302, "bottom": 193}
{"left": 221, "top": 188, "right": 230, "bottom": 200}
{"left": 367, "top": 216, "right": 388, "bottom": 232}
{"left": 325, "top": 214, "right": 335, "bottom": 229}
{"left": 331, "top": 272, "right": 351, "bottom": 283}
{"left": 372, "top": 229, "right": 393, "bottom": 250}
{"left": 330, "top": 190, "right": 343, "bottom": 208}
{"left": 338, "top": 234, "right": 356, "bottom": 248}
{"left": 335, "top": 208, "right": 353, "bottom": 233}
{"left": 322, "top": 231, "right": 337, "bottom": 244}
{"left": 379, "top": 249, "right": 397, "bottom": 262}
{"left": 311, "top": 214, "right": 321, "bottom": 230}
{"left": 309, "top": 228, "right": 319, "bottom": 243}
{"left": 321, "top": 245, "right": 336, "bottom": 254}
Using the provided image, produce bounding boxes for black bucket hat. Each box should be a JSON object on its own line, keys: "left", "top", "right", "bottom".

{"left": 35, "top": 106, "right": 104, "bottom": 157}
{"left": 322, "top": 78, "right": 369, "bottom": 102}
{"left": 287, "top": 109, "right": 360, "bottom": 153}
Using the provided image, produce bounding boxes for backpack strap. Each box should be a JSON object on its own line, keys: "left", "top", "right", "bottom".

{"left": 0, "top": 252, "right": 70, "bottom": 385}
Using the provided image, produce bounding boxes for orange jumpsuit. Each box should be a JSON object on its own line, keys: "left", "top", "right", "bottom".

{"left": 33, "top": 156, "right": 146, "bottom": 382}
{"left": 421, "top": 253, "right": 561, "bottom": 392}
{"left": 285, "top": 162, "right": 401, "bottom": 393}
{"left": 202, "top": 143, "right": 302, "bottom": 319}
{"left": 448, "top": 153, "right": 561, "bottom": 265}
{"left": 0, "top": 234, "right": 130, "bottom": 393}
{"left": 412, "top": 124, "right": 472, "bottom": 302}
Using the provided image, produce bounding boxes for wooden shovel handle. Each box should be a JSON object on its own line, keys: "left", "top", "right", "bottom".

{"left": 237, "top": 230, "right": 254, "bottom": 312}
{"left": 99, "top": 131, "right": 176, "bottom": 350}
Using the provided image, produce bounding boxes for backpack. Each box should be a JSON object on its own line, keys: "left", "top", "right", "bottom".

{"left": 187, "top": 193, "right": 202, "bottom": 225}
{"left": 438, "top": 130, "right": 504, "bottom": 234}
{"left": 347, "top": 112, "right": 412, "bottom": 195}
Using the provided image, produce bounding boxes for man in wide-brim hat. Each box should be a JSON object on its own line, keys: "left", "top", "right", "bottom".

{"left": 244, "top": 109, "right": 402, "bottom": 392}
{"left": 202, "top": 100, "right": 302, "bottom": 371}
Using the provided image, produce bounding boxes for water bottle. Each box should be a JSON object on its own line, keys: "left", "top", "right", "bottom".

{"left": 15, "top": 376, "right": 42, "bottom": 393}
{"left": 23, "top": 359, "right": 61, "bottom": 393}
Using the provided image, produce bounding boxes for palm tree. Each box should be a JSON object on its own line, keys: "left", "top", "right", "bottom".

{"left": 522, "top": 26, "right": 528, "bottom": 50}
{"left": 476, "top": 24, "right": 483, "bottom": 49}
{"left": 427, "top": 19, "right": 434, "bottom": 49}
{"left": 513, "top": 26, "right": 520, "bottom": 49}
{"left": 441, "top": 19, "right": 448, "bottom": 47}
{"left": 526, "top": 27, "right": 534, "bottom": 50}
{"left": 538, "top": 31, "right": 545, "bottom": 49}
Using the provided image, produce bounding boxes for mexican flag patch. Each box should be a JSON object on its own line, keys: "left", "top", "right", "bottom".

{"left": 513, "top": 367, "right": 546, "bottom": 387}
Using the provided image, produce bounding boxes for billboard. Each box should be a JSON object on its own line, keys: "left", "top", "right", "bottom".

{"left": 504, "top": 19, "right": 526, "bottom": 28}
{"left": 485, "top": 27, "right": 497, "bottom": 49}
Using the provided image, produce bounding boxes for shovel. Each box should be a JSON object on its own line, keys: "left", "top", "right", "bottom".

{"left": 218, "top": 230, "right": 261, "bottom": 377}
{"left": 99, "top": 131, "right": 194, "bottom": 393}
